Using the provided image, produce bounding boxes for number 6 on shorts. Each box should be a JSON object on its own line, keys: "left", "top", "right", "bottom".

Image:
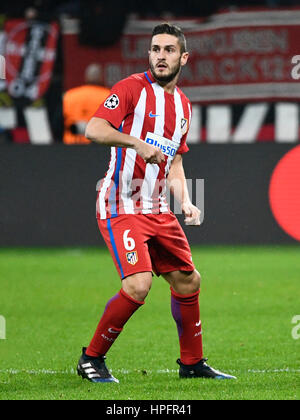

{"left": 123, "top": 229, "right": 136, "bottom": 251}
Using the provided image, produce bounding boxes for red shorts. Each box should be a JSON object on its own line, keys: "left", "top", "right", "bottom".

{"left": 98, "top": 212, "right": 195, "bottom": 279}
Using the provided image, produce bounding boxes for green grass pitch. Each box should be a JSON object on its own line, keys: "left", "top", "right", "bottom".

{"left": 0, "top": 246, "right": 299, "bottom": 400}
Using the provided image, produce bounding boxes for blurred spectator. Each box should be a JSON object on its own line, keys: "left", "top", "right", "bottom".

{"left": 1, "top": 1, "right": 298, "bottom": 22}
{"left": 128, "top": 0, "right": 218, "bottom": 18}
{"left": 79, "top": 0, "right": 127, "bottom": 47}
{"left": 0, "top": 1, "right": 76, "bottom": 20}
{"left": 63, "top": 63, "right": 110, "bottom": 145}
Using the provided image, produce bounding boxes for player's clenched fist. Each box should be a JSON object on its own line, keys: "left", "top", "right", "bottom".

{"left": 134, "top": 139, "right": 165, "bottom": 164}
{"left": 182, "top": 201, "right": 201, "bottom": 226}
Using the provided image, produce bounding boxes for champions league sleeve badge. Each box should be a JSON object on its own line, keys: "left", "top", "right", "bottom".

{"left": 104, "top": 94, "right": 120, "bottom": 110}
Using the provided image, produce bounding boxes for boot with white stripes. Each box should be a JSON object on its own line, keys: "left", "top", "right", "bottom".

{"left": 77, "top": 347, "right": 119, "bottom": 383}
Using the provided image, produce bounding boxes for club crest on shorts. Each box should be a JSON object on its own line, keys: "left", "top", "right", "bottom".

{"left": 181, "top": 118, "right": 188, "bottom": 135}
{"left": 126, "top": 251, "right": 138, "bottom": 265}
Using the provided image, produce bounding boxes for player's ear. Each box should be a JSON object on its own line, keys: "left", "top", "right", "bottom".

{"left": 180, "top": 51, "right": 189, "bottom": 67}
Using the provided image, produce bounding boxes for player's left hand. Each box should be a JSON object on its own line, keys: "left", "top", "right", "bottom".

{"left": 182, "top": 202, "right": 201, "bottom": 226}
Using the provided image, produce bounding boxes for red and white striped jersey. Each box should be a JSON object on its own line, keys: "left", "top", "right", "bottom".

{"left": 94, "top": 69, "right": 192, "bottom": 219}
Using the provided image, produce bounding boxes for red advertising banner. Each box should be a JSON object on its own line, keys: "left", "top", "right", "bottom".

{"left": 0, "top": 19, "right": 61, "bottom": 144}
{"left": 62, "top": 8, "right": 300, "bottom": 143}
{"left": 63, "top": 9, "right": 300, "bottom": 100}
{"left": 4, "top": 19, "right": 59, "bottom": 101}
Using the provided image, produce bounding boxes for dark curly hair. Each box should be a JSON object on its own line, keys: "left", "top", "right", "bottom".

{"left": 151, "top": 23, "right": 187, "bottom": 54}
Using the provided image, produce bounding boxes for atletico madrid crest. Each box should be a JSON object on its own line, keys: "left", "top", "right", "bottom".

{"left": 126, "top": 251, "right": 138, "bottom": 265}
{"left": 181, "top": 118, "right": 188, "bottom": 135}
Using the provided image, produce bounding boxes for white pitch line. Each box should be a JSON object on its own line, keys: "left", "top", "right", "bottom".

{"left": 0, "top": 368, "right": 299, "bottom": 376}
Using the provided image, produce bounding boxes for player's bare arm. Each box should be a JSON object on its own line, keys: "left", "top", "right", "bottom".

{"left": 168, "top": 154, "right": 201, "bottom": 226}
{"left": 85, "top": 117, "right": 165, "bottom": 164}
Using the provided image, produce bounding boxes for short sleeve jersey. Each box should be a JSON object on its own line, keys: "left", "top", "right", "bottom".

{"left": 94, "top": 69, "right": 192, "bottom": 219}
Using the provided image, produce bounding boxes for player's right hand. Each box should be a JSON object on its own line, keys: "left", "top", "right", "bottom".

{"left": 134, "top": 139, "right": 165, "bottom": 165}
{"left": 182, "top": 201, "right": 201, "bottom": 226}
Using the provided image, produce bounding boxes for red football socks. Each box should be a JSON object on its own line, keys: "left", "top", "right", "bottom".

{"left": 171, "top": 287, "right": 203, "bottom": 365}
{"left": 86, "top": 288, "right": 144, "bottom": 357}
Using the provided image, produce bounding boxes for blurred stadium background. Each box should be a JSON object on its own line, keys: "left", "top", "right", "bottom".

{"left": 0, "top": 0, "right": 299, "bottom": 401}
{"left": 0, "top": 0, "right": 300, "bottom": 245}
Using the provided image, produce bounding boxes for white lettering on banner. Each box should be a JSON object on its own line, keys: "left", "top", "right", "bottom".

{"left": 181, "top": 56, "right": 289, "bottom": 85}
{"left": 187, "top": 29, "right": 288, "bottom": 56}
{"left": 64, "top": 10, "right": 300, "bottom": 103}
{"left": 120, "top": 28, "right": 288, "bottom": 58}
{"left": 121, "top": 37, "right": 149, "bottom": 59}
{"left": 104, "top": 56, "right": 292, "bottom": 89}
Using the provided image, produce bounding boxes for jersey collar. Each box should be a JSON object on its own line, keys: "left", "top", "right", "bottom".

{"left": 144, "top": 69, "right": 155, "bottom": 84}
{"left": 144, "top": 69, "right": 178, "bottom": 95}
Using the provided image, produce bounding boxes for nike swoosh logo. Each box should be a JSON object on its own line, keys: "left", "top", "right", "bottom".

{"left": 108, "top": 328, "right": 120, "bottom": 334}
{"left": 195, "top": 321, "right": 201, "bottom": 327}
{"left": 149, "top": 111, "right": 160, "bottom": 118}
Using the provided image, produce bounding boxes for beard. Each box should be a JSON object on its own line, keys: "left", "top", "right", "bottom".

{"left": 149, "top": 59, "right": 181, "bottom": 84}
